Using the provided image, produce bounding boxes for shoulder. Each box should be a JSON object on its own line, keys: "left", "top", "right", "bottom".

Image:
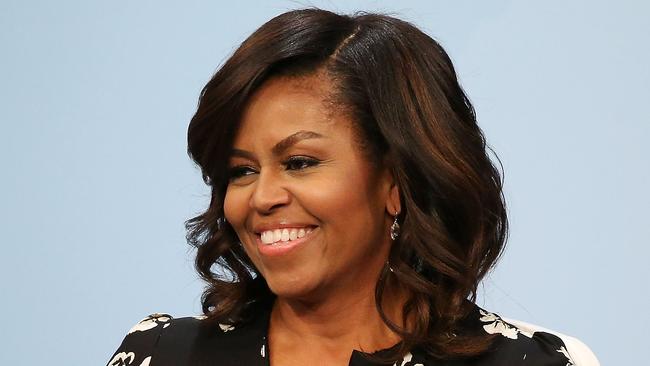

{"left": 106, "top": 312, "right": 267, "bottom": 366}
{"left": 472, "top": 309, "right": 600, "bottom": 366}
{"left": 106, "top": 313, "right": 204, "bottom": 366}
{"left": 499, "top": 316, "right": 600, "bottom": 366}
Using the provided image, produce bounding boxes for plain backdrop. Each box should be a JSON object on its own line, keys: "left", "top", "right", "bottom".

{"left": 1, "top": 1, "right": 648, "bottom": 365}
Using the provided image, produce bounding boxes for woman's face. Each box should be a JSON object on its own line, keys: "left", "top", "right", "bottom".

{"left": 224, "top": 74, "right": 399, "bottom": 301}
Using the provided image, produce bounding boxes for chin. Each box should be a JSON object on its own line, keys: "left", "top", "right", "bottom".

{"left": 263, "top": 271, "right": 322, "bottom": 301}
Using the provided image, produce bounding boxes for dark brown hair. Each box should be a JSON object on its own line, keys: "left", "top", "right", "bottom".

{"left": 186, "top": 8, "right": 507, "bottom": 361}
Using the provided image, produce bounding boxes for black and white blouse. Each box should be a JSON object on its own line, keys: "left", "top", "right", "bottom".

{"left": 106, "top": 302, "right": 598, "bottom": 366}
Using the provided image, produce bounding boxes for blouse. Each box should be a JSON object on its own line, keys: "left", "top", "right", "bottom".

{"left": 106, "top": 302, "right": 598, "bottom": 366}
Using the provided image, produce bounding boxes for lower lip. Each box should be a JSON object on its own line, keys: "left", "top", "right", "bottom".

{"left": 256, "top": 227, "right": 318, "bottom": 257}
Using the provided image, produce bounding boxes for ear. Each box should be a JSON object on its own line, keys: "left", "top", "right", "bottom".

{"left": 379, "top": 164, "right": 401, "bottom": 216}
{"left": 386, "top": 181, "right": 401, "bottom": 216}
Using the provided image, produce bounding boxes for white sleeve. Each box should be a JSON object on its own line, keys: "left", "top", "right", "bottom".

{"left": 503, "top": 317, "right": 600, "bottom": 366}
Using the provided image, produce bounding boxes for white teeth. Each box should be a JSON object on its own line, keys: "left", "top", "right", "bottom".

{"left": 281, "top": 228, "right": 290, "bottom": 242}
{"left": 259, "top": 227, "right": 314, "bottom": 245}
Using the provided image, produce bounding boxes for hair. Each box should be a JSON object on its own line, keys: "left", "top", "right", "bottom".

{"left": 185, "top": 8, "right": 508, "bottom": 362}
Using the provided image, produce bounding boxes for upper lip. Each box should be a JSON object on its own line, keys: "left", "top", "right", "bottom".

{"left": 252, "top": 222, "right": 317, "bottom": 234}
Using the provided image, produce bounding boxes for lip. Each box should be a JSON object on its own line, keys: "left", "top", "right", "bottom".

{"left": 255, "top": 226, "right": 318, "bottom": 257}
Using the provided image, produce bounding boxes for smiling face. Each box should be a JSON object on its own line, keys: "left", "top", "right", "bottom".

{"left": 223, "top": 74, "right": 399, "bottom": 302}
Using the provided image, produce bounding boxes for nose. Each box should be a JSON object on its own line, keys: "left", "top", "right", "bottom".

{"left": 249, "top": 168, "right": 290, "bottom": 213}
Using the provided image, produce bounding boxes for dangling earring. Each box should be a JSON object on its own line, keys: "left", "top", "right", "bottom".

{"left": 217, "top": 217, "right": 225, "bottom": 230}
{"left": 390, "top": 211, "right": 400, "bottom": 241}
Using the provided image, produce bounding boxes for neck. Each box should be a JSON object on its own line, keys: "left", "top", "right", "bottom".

{"left": 269, "top": 274, "right": 407, "bottom": 356}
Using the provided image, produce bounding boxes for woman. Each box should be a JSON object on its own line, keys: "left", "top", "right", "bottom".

{"left": 107, "top": 8, "right": 597, "bottom": 366}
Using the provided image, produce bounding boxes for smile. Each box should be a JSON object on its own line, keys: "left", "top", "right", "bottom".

{"left": 255, "top": 226, "right": 318, "bottom": 257}
{"left": 259, "top": 227, "right": 314, "bottom": 245}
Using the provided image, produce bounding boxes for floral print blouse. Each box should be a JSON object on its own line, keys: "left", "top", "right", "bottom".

{"left": 106, "top": 303, "right": 595, "bottom": 366}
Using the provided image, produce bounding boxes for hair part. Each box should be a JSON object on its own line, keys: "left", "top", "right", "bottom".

{"left": 186, "top": 8, "right": 507, "bottom": 362}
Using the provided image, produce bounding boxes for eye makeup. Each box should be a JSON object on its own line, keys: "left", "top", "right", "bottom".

{"left": 227, "top": 155, "right": 322, "bottom": 182}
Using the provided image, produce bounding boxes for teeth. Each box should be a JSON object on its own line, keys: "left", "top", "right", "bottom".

{"left": 259, "top": 227, "right": 313, "bottom": 245}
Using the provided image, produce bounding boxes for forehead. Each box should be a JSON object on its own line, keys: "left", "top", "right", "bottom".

{"left": 234, "top": 75, "right": 345, "bottom": 144}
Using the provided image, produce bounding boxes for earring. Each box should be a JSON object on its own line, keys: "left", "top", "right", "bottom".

{"left": 217, "top": 217, "right": 227, "bottom": 230}
{"left": 390, "top": 211, "right": 400, "bottom": 241}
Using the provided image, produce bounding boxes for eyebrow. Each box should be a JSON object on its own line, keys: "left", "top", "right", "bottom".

{"left": 230, "top": 130, "right": 326, "bottom": 160}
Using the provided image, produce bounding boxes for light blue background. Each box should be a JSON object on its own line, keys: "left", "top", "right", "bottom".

{"left": 1, "top": 1, "right": 647, "bottom": 365}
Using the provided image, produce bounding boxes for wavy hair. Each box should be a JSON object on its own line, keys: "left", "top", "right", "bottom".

{"left": 186, "top": 8, "right": 508, "bottom": 361}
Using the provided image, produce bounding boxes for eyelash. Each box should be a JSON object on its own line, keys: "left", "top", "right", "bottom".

{"left": 227, "top": 156, "right": 320, "bottom": 181}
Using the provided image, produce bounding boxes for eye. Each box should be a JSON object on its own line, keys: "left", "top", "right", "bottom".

{"left": 227, "top": 165, "right": 257, "bottom": 181}
{"left": 283, "top": 156, "right": 320, "bottom": 171}
{"left": 227, "top": 156, "right": 319, "bottom": 182}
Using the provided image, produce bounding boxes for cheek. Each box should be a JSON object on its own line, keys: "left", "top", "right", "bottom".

{"left": 303, "top": 169, "right": 378, "bottom": 224}
{"left": 223, "top": 186, "right": 246, "bottom": 227}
